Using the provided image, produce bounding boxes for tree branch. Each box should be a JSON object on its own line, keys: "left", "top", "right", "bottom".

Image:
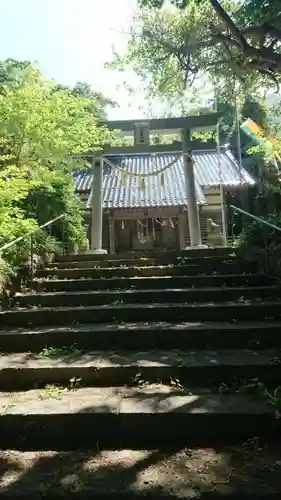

{"left": 208, "top": 0, "right": 281, "bottom": 73}
{"left": 244, "top": 23, "right": 281, "bottom": 43}
{"left": 209, "top": 0, "right": 248, "bottom": 49}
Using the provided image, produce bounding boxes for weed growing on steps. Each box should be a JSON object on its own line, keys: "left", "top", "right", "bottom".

{"left": 111, "top": 299, "right": 124, "bottom": 306}
{"left": 38, "top": 344, "right": 83, "bottom": 358}
{"left": 69, "top": 377, "right": 82, "bottom": 390}
{"left": 239, "top": 378, "right": 281, "bottom": 419}
{"left": 131, "top": 369, "right": 281, "bottom": 405}
{"left": 7, "top": 377, "right": 83, "bottom": 407}
{"left": 39, "top": 384, "right": 68, "bottom": 400}
{"left": 39, "top": 378, "right": 82, "bottom": 400}
{"left": 133, "top": 371, "right": 189, "bottom": 392}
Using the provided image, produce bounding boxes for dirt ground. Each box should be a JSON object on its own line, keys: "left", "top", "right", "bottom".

{"left": 0, "top": 441, "right": 281, "bottom": 498}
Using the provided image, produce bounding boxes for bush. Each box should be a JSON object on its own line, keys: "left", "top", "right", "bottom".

{"left": 0, "top": 64, "right": 111, "bottom": 297}
{"left": 236, "top": 214, "right": 281, "bottom": 274}
{"left": 22, "top": 169, "right": 87, "bottom": 254}
{"left": 0, "top": 256, "right": 14, "bottom": 294}
{"left": 0, "top": 168, "right": 87, "bottom": 294}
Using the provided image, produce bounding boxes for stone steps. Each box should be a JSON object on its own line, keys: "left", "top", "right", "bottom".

{"left": 38, "top": 261, "right": 257, "bottom": 279}
{"left": 46, "top": 255, "right": 239, "bottom": 269}
{"left": 35, "top": 273, "right": 271, "bottom": 292}
{"left": 1, "top": 248, "right": 281, "bottom": 461}
{"left": 56, "top": 246, "right": 235, "bottom": 261}
{"left": 0, "top": 320, "right": 280, "bottom": 352}
{"left": 0, "top": 385, "right": 278, "bottom": 449}
{"left": 2, "top": 300, "right": 281, "bottom": 327}
{"left": 0, "top": 349, "right": 279, "bottom": 391}
{"left": 14, "top": 285, "right": 281, "bottom": 308}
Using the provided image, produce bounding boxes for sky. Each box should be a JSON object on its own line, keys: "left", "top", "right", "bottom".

{"left": 0, "top": 0, "right": 144, "bottom": 119}
{"left": 1, "top": 0, "right": 278, "bottom": 123}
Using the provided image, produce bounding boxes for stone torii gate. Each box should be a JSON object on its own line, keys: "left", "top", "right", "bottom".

{"left": 90, "top": 113, "right": 221, "bottom": 254}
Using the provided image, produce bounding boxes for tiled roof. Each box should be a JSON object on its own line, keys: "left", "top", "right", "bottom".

{"left": 73, "top": 149, "right": 255, "bottom": 209}
{"left": 74, "top": 172, "right": 92, "bottom": 193}
{"left": 194, "top": 150, "right": 254, "bottom": 187}
{"left": 101, "top": 154, "right": 205, "bottom": 209}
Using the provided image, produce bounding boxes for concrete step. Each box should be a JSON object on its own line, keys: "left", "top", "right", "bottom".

{"left": 38, "top": 262, "right": 257, "bottom": 279}
{"left": 0, "top": 446, "right": 280, "bottom": 499}
{"left": 35, "top": 273, "right": 271, "bottom": 293}
{"left": 48, "top": 255, "right": 240, "bottom": 269}
{"left": 48, "top": 258, "right": 160, "bottom": 269}
{"left": 0, "top": 349, "right": 279, "bottom": 391}
{"left": 2, "top": 301, "right": 281, "bottom": 327}
{"left": 0, "top": 321, "right": 280, "bottom": 352}
{"left": 15, "top": 286, "right": 281, "bottom": 308}
{"left": 0, "top": 385, "right": 279, "bottom": 449}
{"left": 56, "top": 247, "right": 236, "bottom": 262}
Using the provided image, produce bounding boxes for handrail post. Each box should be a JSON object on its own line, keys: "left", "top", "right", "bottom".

{"left": 62, "top": 217, "right": 66, "bottom": 255}
{"left": 228, "top": 204, "right": 232, "bottom": 245}
{"left": 231, "top": 205, "right": 234, "bottom": 244}
{"left": 229, "top": 205, "right": 235, "bottom": 246}
{"left": 30, "top": 234, "right": 34, "bottom": 283}
{"left": 264, "top": 228, "right": 269, "bottom": 275}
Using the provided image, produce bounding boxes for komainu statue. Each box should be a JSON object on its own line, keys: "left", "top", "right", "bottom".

{"left": 206, "top": 218, "right": 225, "bottom": 247}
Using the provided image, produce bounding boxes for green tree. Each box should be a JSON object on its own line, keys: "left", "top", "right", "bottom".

{"left": 53, "top": 81, "right": 117, "bottom": 120}
{"left": 72, "top": 82, "right": 117, "bottom": 119}
{"left": 137, "top": 0, "right": 281, "bottom": 83}
{"left": 0, "top": 67, "right": 112, "bottom": 262}
{"left": 108, "top": 0, "right": 280, "bottom": 148}
{"left": 0, "top": 68, "right": 110, "bottom": 168}
{"left": 0, "top": 58, "right": 32, "bottom": 94}
{"left": 108, "top": 1, "right": 270, "bottom": 109}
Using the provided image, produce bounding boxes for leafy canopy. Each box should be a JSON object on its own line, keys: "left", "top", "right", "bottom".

{"left": 0, "top": 63, "right": 112, "bottom": 264}
{"left": 134, "top": 0, "right": 281, "bottom": 90}
{"left": 0, "top": 68, "right": 109, "bottom": 169}
{"left": 53, "top": 81, "right": 117, "bottom": 120}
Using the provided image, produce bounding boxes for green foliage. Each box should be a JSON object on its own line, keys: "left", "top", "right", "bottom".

{"left": 242, "top": 97, "right": 281, "bottom": 184}
{"left": 132, "top": 1, "right": 281, "bottom": 275}
{"left": 236, "top": 0, "right": 281, "bottom": 26}
{"left": 240, "top": 378, "right": 281, "bottom": 419}
{"left": 129, "top": 0, "right": 281, "bottom": 96}
{"left": 109, "top": 2, "right": 223, "bottom": 96}
{"left": 140, "top": 0, "right": 281, "bottom": 19}
{"left": 210, "top": 94, "right": 270, "bottom": 143}
{"left": 237, "top": 211, "right": 281, "bottom": 274}
{"left": 242, "top": 98, "right": 269, "bottom": 130}
{"left": 53, "top": 81, "right": 117, "bottom": 120}
{"left": 22, "top": 169, "right": 87, "bottom": 254}
{"left": 238, "top": 217, "right": 279, "bottom": 249}
{"left": 0, "top": 62, "right": 112, "bottom": 287}
{"left": 0, "top": 256, "right": 15, "bottom": 295}
{"left": 0, "top": 69, "right": 108, "bottom": 167}
{"left": 235, "top": 99, "right": 281, "bottom": 270}
{"left": 0, "top": 58, "right": 32, "bottom": 95}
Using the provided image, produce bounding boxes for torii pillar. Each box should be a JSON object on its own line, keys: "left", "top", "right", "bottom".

{"left": 90, "top": 156, "right": 107, "bottom": 254}
{"left": 181, "top": 128, "right": 203, "bottom": 247}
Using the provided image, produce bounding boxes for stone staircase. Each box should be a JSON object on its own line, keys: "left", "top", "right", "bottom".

{"left": 0, "top": 247, "right": 281, "bottom": 498}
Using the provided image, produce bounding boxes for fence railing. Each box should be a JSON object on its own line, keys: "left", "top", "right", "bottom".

{"left": 0, "top": 214, "right": 66, "bottom": 281}
{"left": 229, "top": 204, "right": 281, "bottom": 274}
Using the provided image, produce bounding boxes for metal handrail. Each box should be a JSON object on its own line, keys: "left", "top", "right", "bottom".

{"left": 230, "top": 205, "right": 281, "bottom": 234}
{"left": 0, "top": 214, "right": 66, "bottom": 253}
